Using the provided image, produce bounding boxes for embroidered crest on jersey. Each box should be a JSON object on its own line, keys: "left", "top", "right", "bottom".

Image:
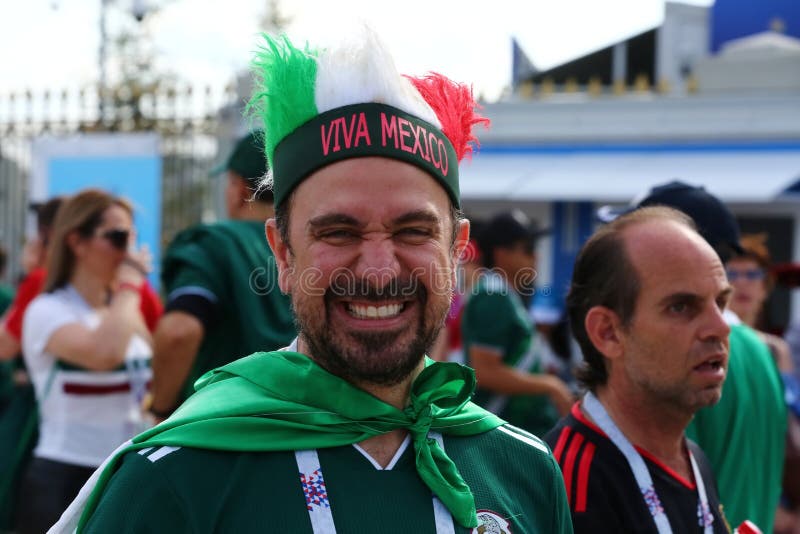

{"left": 471, "top": 509, "right": 512, "bottom": 533}
{"left": 299, "top": 467, "right": 330, "bottom": 511}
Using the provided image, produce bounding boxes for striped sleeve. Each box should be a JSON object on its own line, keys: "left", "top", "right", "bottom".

{"left": 549, "top": 423, "right": 626, "bottom": 532}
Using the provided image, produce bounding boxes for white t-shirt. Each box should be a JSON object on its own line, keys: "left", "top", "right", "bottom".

{"left": 22, "top": 285, "right": 153, "bottom": 468}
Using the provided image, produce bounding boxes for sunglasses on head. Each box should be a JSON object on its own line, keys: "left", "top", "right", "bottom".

{"left": 726, "top": 268, "right": 765, "bottom": 282}
{"left": 100, "top": 229, "right": 130, "bottom": 251}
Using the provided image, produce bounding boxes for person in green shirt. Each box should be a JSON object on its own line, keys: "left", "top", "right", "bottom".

{"left": 147, "top": 130, "right": 296, "bottom": 421}
{"left": 52, "top": 25, "right": 573, "bottom": 534}
{"left": 463, "top": 210, "right": 574, "bottom": 437}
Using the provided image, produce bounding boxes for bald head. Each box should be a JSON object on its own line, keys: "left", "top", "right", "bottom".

{"left": 622, "top": 218, "right": 725, "bottom": 291}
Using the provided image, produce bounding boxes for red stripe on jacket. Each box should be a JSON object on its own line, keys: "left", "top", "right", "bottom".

{"left": 562, "top": 432, "right": 585, "bottom": 506}
{"left": 575, "top": 441, "right": 596, "bottom": 512}
{"left": 553, "top": 426, "right": 571, "bottom": 463}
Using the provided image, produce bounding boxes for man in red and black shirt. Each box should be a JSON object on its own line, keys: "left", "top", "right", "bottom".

{"left": 544, "top": 206, "right": 733, "bottom": 533}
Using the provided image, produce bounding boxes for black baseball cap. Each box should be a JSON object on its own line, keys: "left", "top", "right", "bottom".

{"left": 597, "top": 180, "right": 744, "bottom": 261}
{"left": 478, "top": 209, "right": 550, "bottom": 256}
{"left": 212, "top": 130, "right": 268, "bottom": 182}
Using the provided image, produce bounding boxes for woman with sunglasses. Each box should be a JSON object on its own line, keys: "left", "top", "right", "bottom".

{"left": 727, "top": 233, "right": 793, "bottom": 372}
{"left": 15, "top": 189, "right": 153, "bottom": 534}
{"left": 727, "top": 234, "right": 800, "bottom": 534}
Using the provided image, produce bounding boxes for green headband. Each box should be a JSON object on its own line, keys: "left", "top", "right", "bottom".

{"left": 272, "top": 102, "right": 460, "bottom": 208}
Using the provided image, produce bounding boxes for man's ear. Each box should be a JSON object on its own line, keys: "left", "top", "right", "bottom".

{"left": 450, "top": 218, "right": 471, "bottom": 285}
{"left": 452, "top": 219, "right": 470, "bottom": 262}
{"left": 265, "top": 218, "right": 293, "bottom": 294}
{"left": 584, "top": 305, "right": 625, "bottom": 360}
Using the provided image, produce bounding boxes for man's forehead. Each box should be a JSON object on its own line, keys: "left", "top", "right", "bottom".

{"left": 624, "top": 221, "right": 727, "bottom": 292}
{"left": 624, "top": 220, "right": 711, "bottom": 260}
{"left": 293, "top": 158, "right": 451, "bottom": 218}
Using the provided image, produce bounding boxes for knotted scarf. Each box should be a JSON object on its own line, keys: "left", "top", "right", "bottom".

{"left": 74, "top": 351, "right": 504, "bottom": 531}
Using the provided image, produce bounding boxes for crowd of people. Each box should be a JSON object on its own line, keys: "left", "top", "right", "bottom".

{"left": 0, "top": 22, "right": 797, "bottom": 534}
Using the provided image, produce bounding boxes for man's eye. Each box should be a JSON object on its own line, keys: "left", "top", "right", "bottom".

{"left": 319, "top": 230, "right": 357, "bottom": 241}
{"left": 397, "top": 228, "right": 432, "bottom": 238}
{"left": 668, "top": 302, "right": 688, "bottom": 314}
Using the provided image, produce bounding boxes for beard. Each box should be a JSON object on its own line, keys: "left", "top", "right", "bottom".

{"left": 624, "top": 336, "right": 727, "bottom": 413}
{"left": 291, "top": 275, "right": 451, "bottom": 387}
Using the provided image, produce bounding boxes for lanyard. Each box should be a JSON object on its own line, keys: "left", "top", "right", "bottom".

{"left": 294, "top": 431, "right": 456, "bottom": 534}
{"left": 583, "top": 392, "right": 714, "bottom": 534}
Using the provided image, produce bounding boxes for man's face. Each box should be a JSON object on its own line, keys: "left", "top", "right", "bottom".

{"left": 616, "top": 221, "right": 732, "bottom": 413}
{"left": 268, "top": 157, "right": 469, "bottom": 386}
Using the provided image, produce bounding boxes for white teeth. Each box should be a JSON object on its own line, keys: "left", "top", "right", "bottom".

{"left": 347, "top": 303, "right": 403, "bottom": 319}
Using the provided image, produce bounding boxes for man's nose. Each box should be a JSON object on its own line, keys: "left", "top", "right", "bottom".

{"left": 353, "top": 236, "right": 401, "bottom": 281}
{"left": 701, "top": 303, "right": 731, "bottom": 342}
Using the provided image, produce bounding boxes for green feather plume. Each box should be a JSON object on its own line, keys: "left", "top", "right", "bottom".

{"left": 247, "top": 34, "right": 320, "bottom": 169}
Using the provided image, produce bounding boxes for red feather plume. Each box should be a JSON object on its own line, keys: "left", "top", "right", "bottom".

{"left": 406, "top": 73, "right": 490, "bottom": 162}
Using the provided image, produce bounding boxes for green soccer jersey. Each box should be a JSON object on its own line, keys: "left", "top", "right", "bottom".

{"left": 84, "top": 425, "right": 572, "bottom": 533}
{"left": 162, "top": 220, "right": 296, "bottom": 401}
{"left": 462, "top": 275, "right": 559, "bottom": 437}
{"left": 686, "top": 322, "right": 787, "bottom": 533}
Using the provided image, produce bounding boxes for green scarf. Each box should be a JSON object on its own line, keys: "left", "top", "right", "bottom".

{"left": 77, "top": 351, "right": 504, "bottom": 530}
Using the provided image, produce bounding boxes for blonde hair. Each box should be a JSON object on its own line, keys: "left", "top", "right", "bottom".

{"left": 44, "top": 189, "right": 133, "bottom": 292}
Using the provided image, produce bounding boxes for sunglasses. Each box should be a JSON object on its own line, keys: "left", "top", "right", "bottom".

{"left": 726, "top": 268, "right": 765, "bottom": 282}
{"left": 100, "top": 229, "right": 131, "bottom": 251}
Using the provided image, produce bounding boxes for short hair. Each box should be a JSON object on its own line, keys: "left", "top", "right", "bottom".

{"left": 568, "top": 206, "right": 696, "bottom": 390}
{"left": 44, "top": 189, "right": 134, "bottom": 293}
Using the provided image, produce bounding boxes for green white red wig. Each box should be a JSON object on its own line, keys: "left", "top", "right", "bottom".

{"left": 248, "top": 25, "right": 489, "bottom": 208}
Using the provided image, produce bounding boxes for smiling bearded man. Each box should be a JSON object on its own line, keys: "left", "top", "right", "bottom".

{"left": 50, "top": 23, "right": 573, "bottom": 534}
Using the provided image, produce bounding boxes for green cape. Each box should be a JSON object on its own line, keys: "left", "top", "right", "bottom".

{"left": 77, "top": 351, "right": 504, "bottom": 530}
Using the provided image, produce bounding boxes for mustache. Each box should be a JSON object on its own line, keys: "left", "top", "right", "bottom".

{"left": 325, "top": 274, "right": 426, "bottom": 301}
{"left": 694, "top": 341, "right": 728, "bottom": 360}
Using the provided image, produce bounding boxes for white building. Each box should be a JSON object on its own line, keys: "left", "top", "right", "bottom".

{"left": 462, "top": 3, "right": 800, "bottom": 330}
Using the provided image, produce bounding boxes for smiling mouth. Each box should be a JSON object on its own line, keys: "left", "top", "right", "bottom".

{"left": 345, "top": 302, "right": 408, "bottom": 320}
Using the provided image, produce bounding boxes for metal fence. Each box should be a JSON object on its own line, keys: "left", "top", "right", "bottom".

{"left": 0, "top": 84, "right": 241, "bottom": 286}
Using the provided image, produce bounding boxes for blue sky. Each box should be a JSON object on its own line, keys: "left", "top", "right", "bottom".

{"left": 0, "top": 0, "right": 712, "bottom": 102}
